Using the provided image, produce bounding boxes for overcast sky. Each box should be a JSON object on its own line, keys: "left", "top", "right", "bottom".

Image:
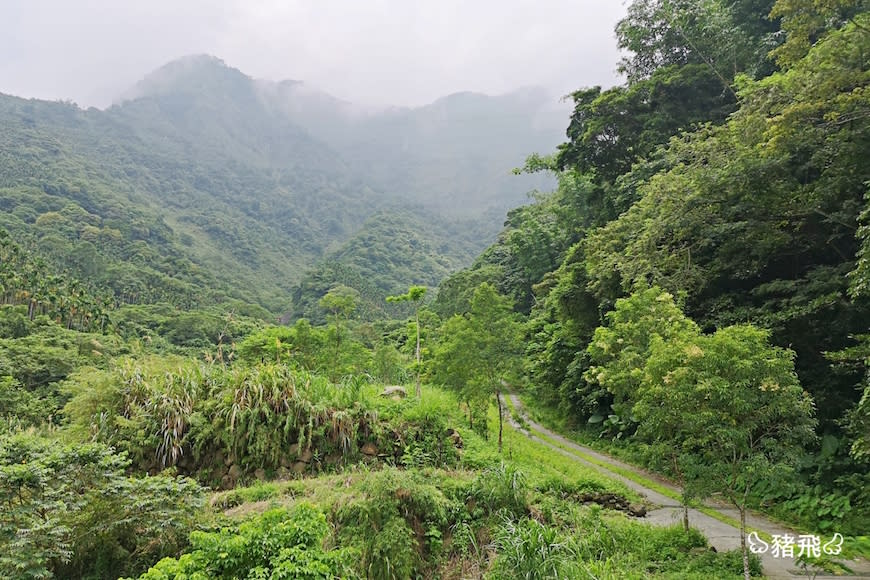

{"left": 1, "top": 0, "right": 627, "bottom": 109}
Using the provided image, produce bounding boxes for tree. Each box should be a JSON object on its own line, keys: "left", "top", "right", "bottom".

{"left": 0, "top": 434, "right": 203, "bottom": 579}
{"left": 585, "top": 286, "right": 699, "bottom": 432}
{"left": 386, "top": 285, "right": 427, "bottom": 397}
{"left": 616, "top": 0, "right": 777, "bottom": 83}
{"left": 432, "top": 283, "right": 522, "bottom": 451}
{"left": 319, "top": 285, "right": 359, "bottom": 380}
{"left": 770, "top": 0, "right": 868, "bottom": 67}
{"left": 635, "top": 325, "right": 816, "bottom": 580}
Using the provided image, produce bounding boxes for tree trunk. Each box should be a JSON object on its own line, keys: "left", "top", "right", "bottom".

{"left": 415, "top": 309, "right": 421, "bottom": 398}
{"left": 496, "top": 389, "right": 503, "bottom": 453}
{"left": 673, "top": 455, "right": 689, "bottom": 532}
{"left": 740, "top": 506, "right": 750, "bottom": 580}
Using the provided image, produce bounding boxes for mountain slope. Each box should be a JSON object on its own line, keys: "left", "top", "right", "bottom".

{"left": 268, "top": 82, "right": 566, "bottom": 217}
{"left": 0, "top": 55, "right": 565, "bottom": 314}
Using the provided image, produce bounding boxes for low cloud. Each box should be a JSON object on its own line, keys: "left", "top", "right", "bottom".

{"left": 0, "top": 0, "right": 626, "bottom": 108}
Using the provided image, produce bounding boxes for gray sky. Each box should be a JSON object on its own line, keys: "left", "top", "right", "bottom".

{"left": 1, "top": 0, "right": 627, "bottom": 109}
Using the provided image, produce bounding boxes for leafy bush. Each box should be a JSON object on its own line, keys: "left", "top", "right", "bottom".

{"left": 63, "top": 359, "right": 379, "bottom": 474}
{"left": 391, "top": 390, "right": 460, "bottom": 468}
{"left": 0, "top": 434, "right": 203, "bottom": 579}
{"left": 0, "top": 376, "right": 54, "bottom": 429}
{"left": 133, "top": 504, "right": 356, "bottom": 579}
{"left": 335, "top": 468, "right": 452, "bottom": 579}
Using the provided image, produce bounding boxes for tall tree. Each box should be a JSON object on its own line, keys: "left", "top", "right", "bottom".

{"left": 432, "top": 283, "right": 522, "bottom": 451}
{"left": 638, "top": 325, "right": 816, "bottom": 580}
{"left": 386, "top": 285, "right": 427, "bottom": 397}
{"left": 318, "top": 285, "right": 359, "bottom": 381}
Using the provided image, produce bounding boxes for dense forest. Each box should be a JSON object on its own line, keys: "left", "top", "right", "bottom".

{"left": 440, "top": 0, "right": 870, "bottom": 545}
{"left": 1, "top": 0, "right": 869, "bottom": 579}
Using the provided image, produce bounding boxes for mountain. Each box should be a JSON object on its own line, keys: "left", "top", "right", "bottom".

{"left": 0, "top": 55, "right": 565, "bottom": 316}
{"left": 265, "top": 81, "right": 566, "bottom": 216}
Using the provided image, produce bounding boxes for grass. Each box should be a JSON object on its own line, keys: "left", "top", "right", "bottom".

{"left": 514, "top": 393, "right": 870, "bottom": 569}
{"left": 489, "top": 403, "right": 641, "bottom": 502}
{"left": 194, "top": 386, "right": 758, "bottom": 579}
{"left": 503, "top": 393, "right": 775, "bottom": 541}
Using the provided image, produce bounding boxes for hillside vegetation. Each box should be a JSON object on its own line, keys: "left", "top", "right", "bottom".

{"left": 2, "top": 0, "right": 870, "bottom": 578}
{"left": 0, "top": 54, "right": 561, "bottom": 315}
{"left": 438, "top": 0, "right": 870, "bottom": 550}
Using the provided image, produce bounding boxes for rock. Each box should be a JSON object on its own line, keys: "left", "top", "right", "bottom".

{"left": 380, "top": 386, "right": 407, "bottom": 399}
{"left": 628, "top": 503, "right": 647, "bottom": 517}
{"left": 446, "top": 428, "right": 463, "bottom": 449}
{"left": 361, "top": 442, "right": 378, "bottom": 456}
{"left": 291, "top": 461, "right": 308, "bottom": 474}
{"left": 325, "top": 453, "right": 343, "bottom": 466}
{"left": 177, "top": 453, "right": 193, "bottom": 470}
{"left": 228, "top": 464, "right": 242, "bottom": 482}
{"left": 220, "top": 474, "right": 234, "bottom": 490}
{"left": 298, "top": 448, "right": 313, "bottom": 463}
{"left": 214, "top": 450, "right": 225, "bottom": 466}
{"left": 254, "top": 468, "right": 266, "bottom": 481}
{"left": 280, "top": 455, "right": 293, "bottom": 469}
{"left": 277, "top": 467, "right": 291, "bottom": 480}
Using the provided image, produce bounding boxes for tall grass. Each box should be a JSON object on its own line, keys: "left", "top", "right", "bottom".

{"left": 65, "top": 359, "right": 384, "bottom": 472}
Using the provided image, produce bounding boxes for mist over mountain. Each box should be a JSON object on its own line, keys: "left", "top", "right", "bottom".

{"left": 0, "top": 54, "right": 565, "bottom": 316}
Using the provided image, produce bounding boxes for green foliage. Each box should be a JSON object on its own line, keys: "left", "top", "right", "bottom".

{"left": 585, "top": 286, "right": 699, "bottom": 428}
{"left": 470, "top": 462, "right": 528, "bottom": 517}
{"left": 582, "top": 287, "right": 817, "bottom": 576}
{"left": 235, "top": 321, "right": 326, "bottom": 371}
{"left": 335, "top": 468, "right": 451, "bottom": 579}
{"left": 63, "top": 359, "right": 468, "bottom": 479}
{"left": 431, "top": 283, "right": 523, "bottom": 448}
{"left": 371, "top": 343, "right": 407, "bottom": 384}
{"left": 0, "top": 434, "right": 203, "bottom": 579}
{"left": 615, "top": 0, "right": 779, "bottom": 82}
{"left": 0, "top": 376, "right": 53, "bottom": 429}
{"left": 63, "top": 359, "right": 377, "bottom": 473}
{"left": 490, "top": 517, "right": 583, "bottom": 579}
{"left": 770, "top": 0, "right": 868, "bottom": 67}
{"left": 0, "top": 229, "right": 113, "bottom": 332}
{"left": 637, "top": 322, "right": 817, "bottom": 491}
{"left": 387, "top": 285, "right": 428, "bottom": 396}
{"left": 134, "top": 504, "right": 355, "bottom": 580}
{"left": 431, "top": 283, "right": 522, "bottom": 402}
{"left": 557, "top": 64, "right": 736, "bottom": 187}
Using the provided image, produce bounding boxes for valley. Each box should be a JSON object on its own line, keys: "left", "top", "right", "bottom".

{"left": 1, "top": 1, "right": 870, "bottom": 579}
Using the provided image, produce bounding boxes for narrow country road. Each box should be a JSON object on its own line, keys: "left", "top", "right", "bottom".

{"left": 505, "top": 393, "right": 870, "bottom": 579}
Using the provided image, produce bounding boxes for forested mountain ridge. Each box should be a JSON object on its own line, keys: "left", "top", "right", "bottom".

{"left": 0, "top": 54, "right": 562, "bottom": 315}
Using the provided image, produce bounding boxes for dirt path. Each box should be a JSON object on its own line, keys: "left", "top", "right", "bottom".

{"left": 506, "top": 393, "right": 870, "bottom": 579}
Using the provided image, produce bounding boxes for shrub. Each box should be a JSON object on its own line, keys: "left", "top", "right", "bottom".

{"left": 134, "top": 504, "right": 356, "bottom": 579}
{"left": 0, "top": 434, "right": 203, "bottom": 579}
{"left": 335, "top": 468, "right": 452, "bottom": 578}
